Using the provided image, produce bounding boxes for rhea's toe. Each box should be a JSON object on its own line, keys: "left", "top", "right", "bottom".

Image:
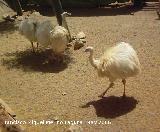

{"left": 122, "top": 94, "right": 126, "bottom": 99}
{"left": 32, "top": 48, "right": 36, "bottom": 53}
{"left": 98, "top": 93, "right": 105, "bottom": 98}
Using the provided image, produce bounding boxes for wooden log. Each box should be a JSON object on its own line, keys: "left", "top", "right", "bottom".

{"left": 0, "top": 100, "right": 25, "bottom": 132}
{"left": 0, "top": 98, "right": 16, "bottom": 118}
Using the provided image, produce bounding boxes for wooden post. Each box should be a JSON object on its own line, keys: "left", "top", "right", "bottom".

{"left": 159, "top": 0, "right": 160, "bottom": 12}
{"left": 13, "top": 0, "right": 23, "bottom": 16}
{"left": 49, "top": 0, "right": 63, "bottom": 26}
{"left": 0, "top": 98, "right": 16, "bottom": 118}
{"left": 48, "top": 0, "right": 72, "bottom": 41}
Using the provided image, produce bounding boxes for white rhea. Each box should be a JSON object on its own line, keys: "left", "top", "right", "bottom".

{"left": 61, "top": 12, "right": 71, "bottom": 41}
{"left": 85, "top": 42, "right": 141, "bottom": 98}
{"left": 49, "top": 26, "right": 69, "bottom": 55}
{"left": 48, "top": 12, "right": 70, "bottom": 56}
{"left": 36, "top": 20, "right": 55, "bottom": 49}
{"left": 19, "top": 18, "right": 38, "bottom": 52}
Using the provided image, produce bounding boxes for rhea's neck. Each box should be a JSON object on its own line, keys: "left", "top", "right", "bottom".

{"left": 89, "top": 50, "right": 99, "bottom": 69}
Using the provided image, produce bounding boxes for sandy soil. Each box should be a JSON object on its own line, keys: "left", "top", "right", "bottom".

{"left": 0, "top": 2, "right": 160, "bottom": 132}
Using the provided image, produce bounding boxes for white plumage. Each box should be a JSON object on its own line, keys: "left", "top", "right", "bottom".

{"left": 19, "top": 18, "right": 55, "bottom": 52}
{"left": 19, "top": 18, "right": 38, "bottom": 52}
{"left": 85, "top": 42, "right": 141, "bottom": 97}
{"left": 46, "top": 12, "right": 70, "bottom": 56}
{"left": 36, "top": 20, "right": 55, "bottom": 49}
{"left": 49, "top": 26, "right": 69, "bottom": 55}
{"left": 19, "top": 19, "right": 68, "bottom": 54}
{"left": 19, "top": 12, "right": 70, "bottom": 61}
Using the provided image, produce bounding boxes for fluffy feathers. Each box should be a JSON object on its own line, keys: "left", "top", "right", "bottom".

{"left": 50, "top": 26, "right": 69, "bottom": 54}
{"left": 19, "top": 18, "right": 37, "bottom": 44}
{"left": 85, "top": 42, "right": 141, "bottom": 97}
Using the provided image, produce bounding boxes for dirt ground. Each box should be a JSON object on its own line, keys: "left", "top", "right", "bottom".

{"left": 0, "top": 2, "right": 160, "bottom": 132}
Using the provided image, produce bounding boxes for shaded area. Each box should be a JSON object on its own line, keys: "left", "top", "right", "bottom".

{"left": 4, "top": 0, "right": 157, "bottom": 17}
{"left": 67, "top": 2, "right": 158, "bottom": 17}
{"left": 0, "top": 0, "right": 16, "bottom": 21}
{"left": 1, "top": 49, "right": 73, "bottom": 73}
{"left": 37, "top": 2, "right": 158, "bottom": 17}
{"left": 34, "top": 3, "right": 143, "bottom": 17}
{"left": 141, "top": 2, "right": 159, "bottom": 11}
{"left": 0, "top": 0, "right": 17, "bottom": 34}
{"left": 67, "top": 5, "right": 137, "bottom": 17}
{"left": 0, "top": 0, "right": 14, "bottom": 14}
{"left": 81, "top": 96, "right": 138, "bottom": 118}
{"left": 0, "top": 1, "right": 17, "bottom": 34}
{"left": 4, "top": 0, "right": 15, "bottom": 11}
{"left": 0, "top": 21, "right": 17, "bottom": 34}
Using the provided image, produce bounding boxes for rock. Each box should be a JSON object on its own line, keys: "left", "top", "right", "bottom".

{"left": 17, "top": 16, "right": 24, "bottom": 21}
{"left": 73, "top": 31, "right": 86, "bottom": 50}
{"left": 2, "top": 14, "right": 8, "bottom": 18}
{"left": 80, "top": 39, "right": 86, "bottom": 43}
{"left": 2, "top": 14, "right": 15, "bottom": 22}
{"left": 62, "top": 92, "right": 67, "bottom": 96}
{"left": 54, "top": 117, "right": 59, "bottom": 121}
{"left": 76, "top": 32, "right": 86, "bottom": 39}
{"left": 74, "top": 39, "right": 85, "bottom": 50}
{"left": 32, "top": 11, "right": 41, "bottom": 16}
{"left": 67, "top": 43, "right": 73, "bottom": 47}
{"left": 66, "top": 125, "right": 83, "bottom": 132}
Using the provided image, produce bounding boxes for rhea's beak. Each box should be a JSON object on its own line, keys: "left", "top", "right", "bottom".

{"left": 61, "top": 12, "right": 71, "bottom": 17}
{"left": 66, "top": 12, "right": 71, "bottom": 16}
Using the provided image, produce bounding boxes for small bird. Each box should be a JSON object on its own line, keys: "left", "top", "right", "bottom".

{"left": 85, "top": 42, "right": 141, "bottom": 98}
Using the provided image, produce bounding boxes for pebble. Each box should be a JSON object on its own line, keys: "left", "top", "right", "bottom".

{"left": 62, "top": 92, "right": 67, "bottom": 96}
{"left": 54, "top": 116, "right": 59, "bottom": 121}
{"left": 66, "top": 125, "right": 83, "bottom": 132}
{"left": 76, "top": 32, "right": 86, "bottom": 39}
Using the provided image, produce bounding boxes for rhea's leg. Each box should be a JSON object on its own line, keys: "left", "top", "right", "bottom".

{"left": 36, "top": 42, "right": 39, "bottom": 51}
{"left": 98, "top": 82, "right": 114, "bottom": 98}
{"left": 31, "top": 42, "right": 35, "bottom": 53}
{"left": 58, "top": 54, "right": 64, "bottom": 64}
{"left": 42, "top": 49, "right": 53, "bottom": 64}
{"left": 122, "top": 79, "right": 126, "bottom": 97}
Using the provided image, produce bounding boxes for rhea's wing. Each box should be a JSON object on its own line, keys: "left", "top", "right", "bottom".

{"left": 36, "top": 21, "right": 54, "bottom": 48}
{"left": 100, "top": 43, "right": 141, "bottom": 78}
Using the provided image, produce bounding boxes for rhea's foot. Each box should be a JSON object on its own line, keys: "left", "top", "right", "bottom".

{"left": 122, "top": 94, "right": 126, "bottom": 99}
{"left": 98, "top": 93, "right": 105, "bottom": 98}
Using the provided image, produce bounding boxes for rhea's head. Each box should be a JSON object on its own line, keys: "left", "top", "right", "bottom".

{"left": 61, "top": 12, "right": 71, "bottom": 18}
{"left": 85, "top": 46, "right": 94, "bottom": 52}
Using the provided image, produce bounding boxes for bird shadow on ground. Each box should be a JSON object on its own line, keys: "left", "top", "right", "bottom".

{"left": 1, "top": 49, "right": 73, "bottom": 73}
{"left": 81, "top": 96, "right": 138, "bottom": 118}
